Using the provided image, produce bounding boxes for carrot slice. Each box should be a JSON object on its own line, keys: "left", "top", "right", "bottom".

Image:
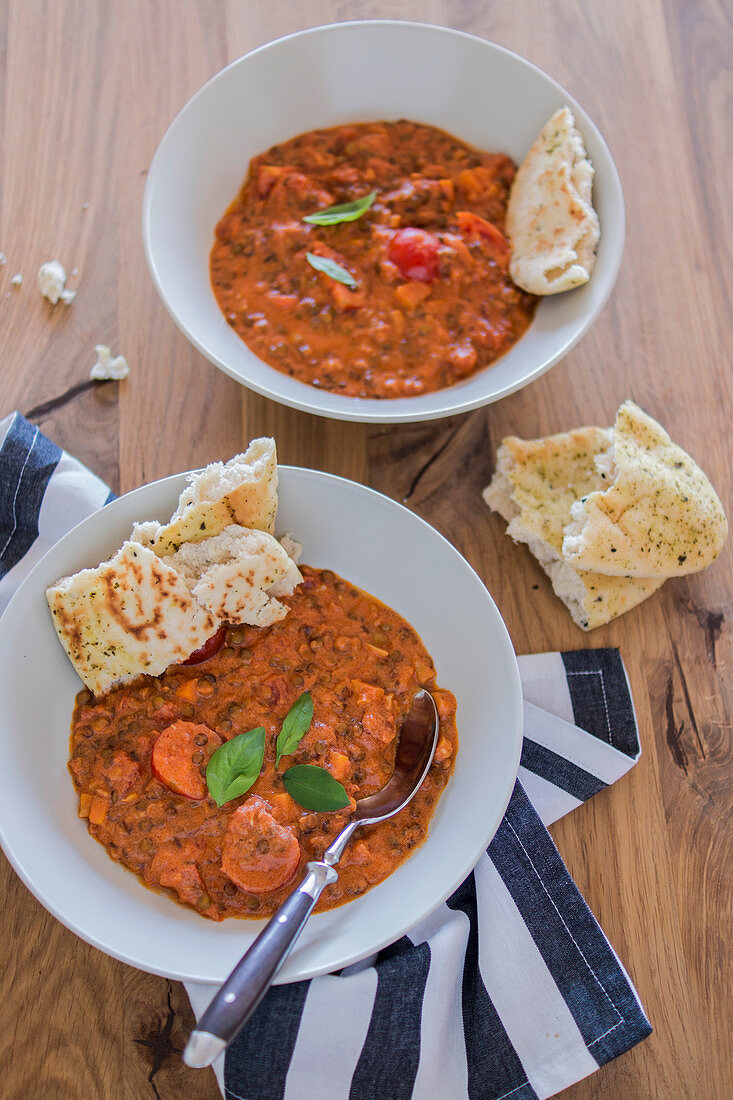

{"left": 151, "top": 721, "right": 222, "bottom": 800}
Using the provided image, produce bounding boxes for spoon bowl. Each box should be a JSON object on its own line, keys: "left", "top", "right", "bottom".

{"left": 353, "top": 690, "right": 439, "bottom": 826}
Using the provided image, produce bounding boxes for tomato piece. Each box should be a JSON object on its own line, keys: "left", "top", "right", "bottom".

{"left": 151, "top": 721, "right": 222, "bottom": 800}
{"left": 221, "top": 795, "right": 301, "bottom": 895}
{"left": 180, "top": 624, "right": 227, "bottom": 666}
{"left": 455, "top": 211, "right": 509, "bottom": 268}
{"left": 389, "top": 228, "right": 440, "bottom": 283}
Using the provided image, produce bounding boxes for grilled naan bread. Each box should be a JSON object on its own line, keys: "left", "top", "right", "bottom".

{"left": 47, "top": 541, "right": 220, "bottom": 696}
{"left": 140, "top": 438, "right": 279, "bottom": 556}
{"left": 507, "top": 107, "right": 600, "bottom": 295}
{"left": 562, "top": 402, "right": 728, "bottom": 577}
{"left": 163, "top": 525, "right": 302, "bottom": 627}
{"left": 483, "top": 427, "right": 663, "bottom": 629}
{"left": 47, "top": 439, "right": 306, "bottom": 695}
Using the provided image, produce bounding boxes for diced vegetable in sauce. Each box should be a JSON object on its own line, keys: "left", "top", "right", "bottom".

{"left": 179, "top": 624, "right": 227, "bottom": 666}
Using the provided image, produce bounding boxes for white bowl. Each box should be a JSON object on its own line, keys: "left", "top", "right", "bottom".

{"left": 143, "top": 20, "right": 624, "bottom": 424}
{"left": 0, "top": 467, "right": 522, "bottom": 983}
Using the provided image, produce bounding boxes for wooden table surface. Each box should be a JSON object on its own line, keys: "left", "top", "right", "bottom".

{"left": 0, "top": 1, "right": 730, "bottom": 1097}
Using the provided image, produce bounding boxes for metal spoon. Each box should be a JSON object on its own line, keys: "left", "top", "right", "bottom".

{"left": 183, "top": 688, "right": 439, "bottom": 1068}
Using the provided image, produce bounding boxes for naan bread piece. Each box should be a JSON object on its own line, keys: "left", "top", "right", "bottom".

{"left": 46, "top": 542, "right": 220, "bottom": 696}
{"left": 562, "top": 402, "right": 728, "bottom": 577}
{"left": 164, "top": 525, "right": 302, "bottom": 628}
{"left": 278, "top": 532, "right": 303, "bottom": 564}
{"left": 507, "top": 107, "right": 600, "bottom": 295}
{"left": 129, "top": 520, "right": 162, "bottom": 547}
{"left": 151, "top": 439, "right": 278, "bottom": 555}
{"left": 483, "top": 429, "right": 663, "bottom": 630}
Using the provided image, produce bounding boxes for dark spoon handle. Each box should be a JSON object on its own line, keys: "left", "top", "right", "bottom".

{"left": 183, "top": 860, "right": 338, "bottom": 1067}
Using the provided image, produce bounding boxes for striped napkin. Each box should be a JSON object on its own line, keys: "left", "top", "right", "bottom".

{"left": 0, "top": 412, "right": 651, "bottom": 1099}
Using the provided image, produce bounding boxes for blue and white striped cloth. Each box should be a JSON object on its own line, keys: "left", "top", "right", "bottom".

{"left": 0, "top": 412, "right": 651, "bottom": 1099}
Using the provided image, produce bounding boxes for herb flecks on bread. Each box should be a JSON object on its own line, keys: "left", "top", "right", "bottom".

{"left": 483, "top": 429, "right": 663, "bottom": 630}
{"left": 149, "top": 438, "right": 278, "bottom": 555}
{"left": 47, "top": 439, "right": 303, "bottom": 695}
{"left": 562, "top": 402, "right": 728, "bottom": 577}
{"left": 483, "top": 403, "right": 726, "bottom": 629}
{"left": 47, "top": 542, "right": 221, "bottom": 697}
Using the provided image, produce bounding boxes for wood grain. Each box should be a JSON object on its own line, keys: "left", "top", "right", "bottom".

{"left": 0, "top": 0, "right": 730, "bottom": 1097}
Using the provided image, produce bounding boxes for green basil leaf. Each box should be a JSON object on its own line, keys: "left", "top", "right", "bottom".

{"left": 215, "top": 773, "right": 260, "bottom": 806}
{"left": 206, "top": 726, "right": 265, "bottom": 808}
{"left": 282, "top": 764, "right": 350, "bottom": 812}
{"left": 305, "top": 252, "right": 357, "bottom": 288}
{"left": 276, "top": 691, "right": 314, "bottom": 766}
{"left": 303, "top": 190, "right": 377, "bottom": 226}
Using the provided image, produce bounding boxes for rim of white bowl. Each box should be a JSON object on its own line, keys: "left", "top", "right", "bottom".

{"left": 143, "top": 20, "right": 625, "bottom": 424}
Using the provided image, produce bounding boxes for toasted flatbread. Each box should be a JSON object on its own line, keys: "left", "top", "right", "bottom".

{"left": 46, "top": 542, "right": 220, "bottom": 696}
{"left": 507, "top": 107, "right": 600, "bottom": 295}
{"left": 150, "top": 439, "right": 278, "bottom": 555}
{"left": 128, "top": 520, "right": 161, "bottom": 548}
{"left": 562, "top": 402, "right": 728, "bottom": 577}
{"left": 164, "top": 525, "right": 302, "bottom": 627}
{"left": 278, "top": 532, "right": 303, "bottom": 564}
{"left": 483, "top": 429, "right": 663, "bottom": 629}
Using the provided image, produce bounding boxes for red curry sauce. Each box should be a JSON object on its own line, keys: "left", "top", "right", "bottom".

{"left": 68, "top": 567, "right": 458, "bottom": 920}
{"left": 210, "top": 120, "right": 538, "bottom": 398}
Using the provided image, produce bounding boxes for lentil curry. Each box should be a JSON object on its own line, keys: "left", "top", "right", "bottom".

{"left": 210, "top": 119, "right": 538, "bottom": 398}
{"left": 69, "top": 567, "right": 458, "bottom": 920}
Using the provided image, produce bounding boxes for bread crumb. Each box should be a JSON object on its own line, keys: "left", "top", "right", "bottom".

{"left": 38, "top": 260, "right": 76, "bottom": 305}
{"left": 0, "top": 253, "right": 6, "bottom": 266}
{"left": 279, "top": 532, "right": 303, "bottom": 562}
{"left": 90, "top": 344, "right": 130, "bottom": 381}
{"left": 10, "top": 273, "right": 22, "bottom": 286}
